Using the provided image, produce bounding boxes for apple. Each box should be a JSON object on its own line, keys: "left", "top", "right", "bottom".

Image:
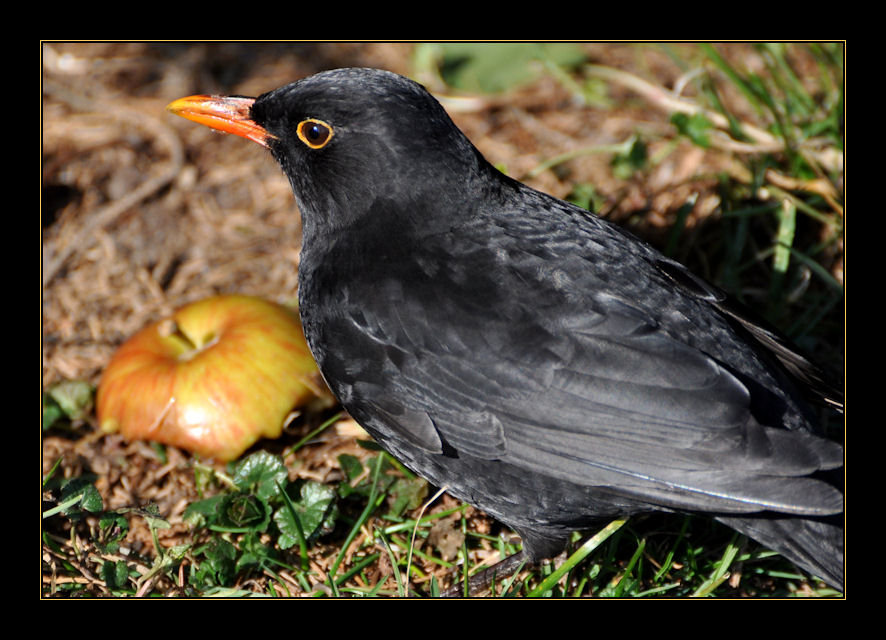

{"left": 96, "top": 295, "right": 334, "bottom": 461}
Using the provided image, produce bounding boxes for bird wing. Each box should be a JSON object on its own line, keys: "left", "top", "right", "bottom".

{"left": 337, "top": 269, "right": 841, "bottom": 518}
{"left": 306, "top": 192, "right": 841, "bottom": 518}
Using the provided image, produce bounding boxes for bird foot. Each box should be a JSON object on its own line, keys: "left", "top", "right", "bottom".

{"left": 440, "top": 550, "right": 529, "bottom": 597}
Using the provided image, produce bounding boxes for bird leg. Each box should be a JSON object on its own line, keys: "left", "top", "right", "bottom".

{"left": 440, "top": 550, "right": 529, "bottom": 597}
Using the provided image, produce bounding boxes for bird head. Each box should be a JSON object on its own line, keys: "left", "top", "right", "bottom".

{"left": 168, "top": 68, "right": 489, "bottom": 237}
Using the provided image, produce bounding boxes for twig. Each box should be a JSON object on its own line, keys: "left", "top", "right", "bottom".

{"left": 585, "top": 64, "right": 782, "bottom": 150}
{"left": 42, "top": 86, "right": 185, "bottom": 287}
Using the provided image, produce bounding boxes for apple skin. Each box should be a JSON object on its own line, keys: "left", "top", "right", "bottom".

{"left": 96, "top": 295, "right": 333, "bottom": 461}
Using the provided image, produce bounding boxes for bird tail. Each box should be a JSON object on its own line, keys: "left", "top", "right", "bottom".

{"left": 717, "top": 513, "right": 844, "bottom": 592}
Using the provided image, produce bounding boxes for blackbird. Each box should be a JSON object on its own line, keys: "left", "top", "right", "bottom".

{"left": 168, "top": 67, "right": 844, "bottom": 594}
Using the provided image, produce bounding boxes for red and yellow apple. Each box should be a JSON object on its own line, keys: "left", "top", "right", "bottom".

{"left": 96, "top": 295, "right": 334, "bottom": 461}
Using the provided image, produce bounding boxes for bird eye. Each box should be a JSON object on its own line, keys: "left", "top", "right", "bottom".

{"left": 296, "top": 118, "right": 333, "bottom": 149}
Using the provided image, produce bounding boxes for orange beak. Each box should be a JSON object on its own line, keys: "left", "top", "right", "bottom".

{"left": 166, "top": 95, "right": 273, "bottom": 147}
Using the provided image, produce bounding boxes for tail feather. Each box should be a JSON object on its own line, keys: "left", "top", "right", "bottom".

{"left": 718, "top": 514, "right": 844, "bottom": 592}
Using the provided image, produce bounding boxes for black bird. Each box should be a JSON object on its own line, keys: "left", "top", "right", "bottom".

{"left": 169, "top": 67, "right": 844, "bottom": 594}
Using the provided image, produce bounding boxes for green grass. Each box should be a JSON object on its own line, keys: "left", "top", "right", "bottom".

{"left": 42, "top": 42, "right": 843, "bottom": 598}
{"left": 42, "top": 443, "right": 841, "bottom": 596}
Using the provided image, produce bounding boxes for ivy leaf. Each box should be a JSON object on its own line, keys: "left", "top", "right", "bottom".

{"left": 59, "top": 476, "right": 103, "bottom": 517}
{"left": 184, "top": 492, "right": 271, "bottom": 533}
{"left": 231, "top": 451, "right": 289, "bottom": 501}
{"left": 274, "top": 481, "right": 337, "bottom": 549}
{"left": 216, "top": 493, "right": 271, "bottom": 533}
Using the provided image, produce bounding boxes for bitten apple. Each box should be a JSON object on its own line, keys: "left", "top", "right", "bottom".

{"left": 96, "top": 295, "right": 333, "bottom": 461}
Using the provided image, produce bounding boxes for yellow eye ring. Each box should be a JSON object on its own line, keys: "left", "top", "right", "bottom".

{"left": 296, "top": 118, "right": 334, "bottom": 149}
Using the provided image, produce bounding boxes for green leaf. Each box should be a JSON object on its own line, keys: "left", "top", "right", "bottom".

{"left": 59, "top": 476, "right": 103, "bottom": 516}
{"left": 96, "top": 511, "right": 130, "bottom": 553}
{"left": 671, "top": 112, "right": 714, "bottom": 148}
{"left": 101, "top": 560, "right": 131, "bottom": 590}
{"left": 337, "top": 453, "right": 364, "bottom": 482}
{"left": 46, "top": 380, "right": 94, "bottom": 421}
{"left": 183, "top": 494, "right": 227, "bottom": 528}
{"left": 192, "top": 462, "right": 216, "bottom": 497}
{"left": 137, "top": 503, "right": 171, "bottom": 532}
{"left": 234, "top": 532, "right": 277, "bottom": 573}
{"left": 433, "top": 42, "right": 587, "bottom": 93}
{"left": 274, "top": 480, "right": 337, "bottom": 549}
{"left": 184, "top": 492, "right": 271, "bottom": 533}
{"left": 231, "top": 451, "right": 289, "bottom": 501}
{"left": 610, "top": 135, "right": 648, "bottom": 179}
{"left": 386, "top": 477, "right": 428, "bottom": 518}
{"left": 567, "top": 183, "right": 605, "bottom": 213}
{"left": 337, "top": 453, "right": 397, "bottom": 500}
{"left": 191, "top": 538, "right": 238, "bottom": 588}
{"left": 216, "top": 493, "right": 271, "bottom": 532}
{"left": 356, "top": 438, "right": 384, "bottom": 451}
{"left": 42, "top": 393, "right": 65, "bottom": 430}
